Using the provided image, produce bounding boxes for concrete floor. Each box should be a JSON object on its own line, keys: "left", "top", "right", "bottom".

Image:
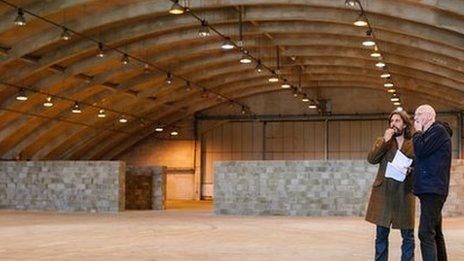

{"left": 0, "top": 201, "right": 463, "bottom": 261}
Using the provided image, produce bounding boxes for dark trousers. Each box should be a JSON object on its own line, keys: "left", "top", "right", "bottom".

{"left": 375, "top": 225, "right": 414, "bottom": 261}
{"left": 418, "top": 193, "right": 448, "bottom": 261}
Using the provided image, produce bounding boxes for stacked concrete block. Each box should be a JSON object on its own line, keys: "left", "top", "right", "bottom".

{"left": 0, "top": 161, "right": 125, "bottom": 212}
{"left": 126, "top": 165, "right": 167, "bottom": 210}
{"left": 215, "top": 160, "right": 464, "bottom": 217}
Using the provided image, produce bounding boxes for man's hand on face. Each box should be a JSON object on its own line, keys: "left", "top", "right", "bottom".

{"left": 384, "top": 128, "right": 395, "bottom": 142}
{"left": 414, "top": 120, "right": 423, "bottom": 132}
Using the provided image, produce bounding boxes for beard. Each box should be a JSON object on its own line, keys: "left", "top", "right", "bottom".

{"left": 391, "top": 126, "right": 404, "bottom": 137}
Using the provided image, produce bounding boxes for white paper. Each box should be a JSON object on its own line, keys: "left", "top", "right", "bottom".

{"left": 385, "top": 162, "right": 407, "bottom": 182}
{"left": 391, "top": 150, "right": 413, "bottom": 170}
{"left": 385, "top": 150, "right": 413, "bottom": 182}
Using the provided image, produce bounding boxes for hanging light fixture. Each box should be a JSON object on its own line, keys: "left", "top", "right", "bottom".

{"left": 302, "top": 96, "right": 310, "bottom": 102}
{"left": 240, "top": 54, "right": 252, "bottom": 64}
{"left": 43, "top": 96, "right": 53, "bottom": 107}
{"left": 97, "top": 109, "right": 106, "bottom": 118}
{"left": 281, "top": 80, "right": 291, "bottom": 89}
{"left": 353, "top": 14, "right": 367, "bottom": 27}
{"left": 362, "top": 30, "right": 375, "bottom": 47}
{"left": 376, "top": 62, "right": 386, "bottom": 68}
{"left": 14, "top": 8, "right": 26, "bottom": 26}
{"left": 169, "top": 0, "right": 184, "bottom": 15}
{"left": 384, "top": 82, "right": 394, "bottom": 88}
{"left": 380, "top": 73, "right": 391, "bottom": 79}
{"left": 119, "top": 116, "right": 128, "bottom": 123}
{"left": 394, "top": 101, "right": 401, "bottom": 106}
{"left": 96, "top": 42, "right": 105, "bottom": 58}
{"left": 221, "top": 37, "right": 234, "bottom": 50}
{"left": 255, "top": 60, "right": 264, "bottom": 73}
{"left": 387, "top": 89, "right": 396, "bottom": 93}
{"left": 241, "top": 107, "right": 247, "bottom": 115}
{"left": 16, "top": 89, "right": 28, "bottom": 101}
{"left": 308, "top": 104, "right": 317, "bottom": 109}
{"left": 121, "top": 54, "right": 129, "bottom": 65}
{"left": 198, "top": 20, "right": 210, "bottom": 37}
{"left": 60, "top": 27, "right": 71, "bottom": 41}
{"left": 390, "top": 95, "right": 400, "bottom": 102}
{"left": 72, "top": 102, "right": 82, "bottom": 113}
{"left": 143, "top": 63, "right": 151, "bottom": 74}
{"left": 170, "top": 130, "right": 179, "bottom": 136}
{"left": 185, "top": 81, "right": 191, "bottom": 92}
{"left": 370, "top": 45, "right": 381, "bottom": 58}
{"left": 268, "top": 75, "right": 279, "bottom": 83}
{"left": 293, "top": 90, "right": 299, "bottom": 97}
{"left": 396, "top": 106, "right": 403, "bottom": 111}
{"left": 155, "top": 126, "right": 164, "bottom": 132}
{"left": 165, "top": 72, "right": 173, "bottom": 85}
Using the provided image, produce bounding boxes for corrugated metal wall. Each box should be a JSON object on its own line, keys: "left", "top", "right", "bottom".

{"left": 200, "top": 115, "right": 460, "bottom": 198}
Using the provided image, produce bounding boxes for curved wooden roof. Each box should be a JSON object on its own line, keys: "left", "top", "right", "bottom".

{"left": 0, "top": 0, "right": 463, "bottom": 160}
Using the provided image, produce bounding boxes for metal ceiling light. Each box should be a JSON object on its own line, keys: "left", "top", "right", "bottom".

{"left": 96, "top": 42, "right": 105, "bottom": 58}
{"left": 16, "top": 89, "right": 28, "bottom": 101}
{"left": 384, "top": 82, "right": 394, "bottom": 88}
{"left": 221, "top": 37, "right": 234, "bottom": 50}
{"left": 143, "top": 63, "right": 150, "bottom": 74}
{"left": 97, "top": 109, "right": 106, "bottom": 118}
{"left": 240, "top": 54, "right": 252, "bottom": 64}
{"left": 396, "top": 106, "right": 403, "bottom": 111}
{"left": 169, "top": 0, "right": 184, "bottom": 15}
{"left": 268, "top": 75, "right": 279, "bottom": 83}
{"left": 281, "top": 80, "right": 291, "bottom": 89}
{"left": 60, "top": 27, "right": 71, "bottom": 41}
{"left": 381, "top": 73, "right": 391, "bottom": 79}
{"left": 353, "top": 14, "right": 367, "bottom": 27}
{"left": 371, "top": 52, "right": 381, "bottom": 58}
{"left": 255, "top": 60, "right": 264, "bottom": 73}
{"left": 302, "top": 96, "right": 310, "bottom": 102}
{"left": 387, "top": 89, "right": 396, "bottom": 93}
{"left": 198, "top": 20, "right": 210, "bottom": 37}
{"left": 165, "top": 72, "right": 173, "bottom": 85}
{"left": 170, "top": 130, "right": 179, "bottom": 136}
{"left": 155, "top": 125, "right": 164, "bottom": 132}
{"left": 390, "top": 95, "right": 400, "bottom": 102}
{"left": 119, "top": 116, "right": 128, "bottom": 123}
{"left": 371, "top": 45, "right": 381, "bottom": 58}
{"left": 376, "top": 62, "right": 386, "bottom": 68}
{"left": 394, "top": 101, "right": 401, "bottom": 106}
{"left": 72, "top": 102, "right": 82, "bottom": 113}
{"left": 362, "top": 30, "right": 375, "bottom": 47}
{"left": 14, "top": 8, "right": 26, "bottom": 26}
{"left": 43, "top": 96, "right": 53, "bottom": 107}
{"left": 308, "top": 104, "right": 317, "bottom": 109}
{"left": 121, "top": 54, "right": 129, "bottom": 65}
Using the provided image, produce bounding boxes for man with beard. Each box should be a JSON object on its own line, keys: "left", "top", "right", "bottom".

{"left": 366, "top": 110, "right": 415, "bottom": 261}
{"left": 413, "top": 104, "right": 452, "bottom": 261}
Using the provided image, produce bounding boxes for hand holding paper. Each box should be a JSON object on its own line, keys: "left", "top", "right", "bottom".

{"left": 385, "top": 150, "right": 413, "bottom": 182}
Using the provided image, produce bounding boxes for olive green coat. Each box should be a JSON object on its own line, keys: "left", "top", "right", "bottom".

{"left": 365, "top": 137, "right": 415, "bottom": 229}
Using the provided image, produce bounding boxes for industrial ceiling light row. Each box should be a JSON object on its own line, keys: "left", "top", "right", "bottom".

{"left": 13, "top": 85, "right": 178, "bottom": 135}
{"left": 168, "top": 0, "right": 319, "bottom": 111}
{"left": 5, "top": 1, "right": 253, "bottom": 137}
{"left": 345, "top": 0, "right": 403, "bottom": 111}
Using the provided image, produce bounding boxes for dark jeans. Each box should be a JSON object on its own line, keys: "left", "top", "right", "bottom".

{"left": 419, "top": 193, "right": 448, "bottom": 261}
{"left": 375, "top": 225, "right": 414, "bottom": 261}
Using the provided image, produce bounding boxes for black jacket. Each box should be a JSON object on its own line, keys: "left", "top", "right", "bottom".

{"left": 412, "top": 121, "right": 452, "bottom": 196}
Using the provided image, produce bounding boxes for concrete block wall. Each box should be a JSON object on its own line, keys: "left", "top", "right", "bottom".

{"left": 214, "top": 160, "right": 464, "bottom": 217}
{"left": 0, "top": 161, "right": 125, "bottom": 212}
{"left": 126, "top": 166, "right": 167, "bottom": 210}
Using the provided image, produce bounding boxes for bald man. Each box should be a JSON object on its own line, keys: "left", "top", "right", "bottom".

{"left": 413, "top": 105, "right": 452, "bottom": 261}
